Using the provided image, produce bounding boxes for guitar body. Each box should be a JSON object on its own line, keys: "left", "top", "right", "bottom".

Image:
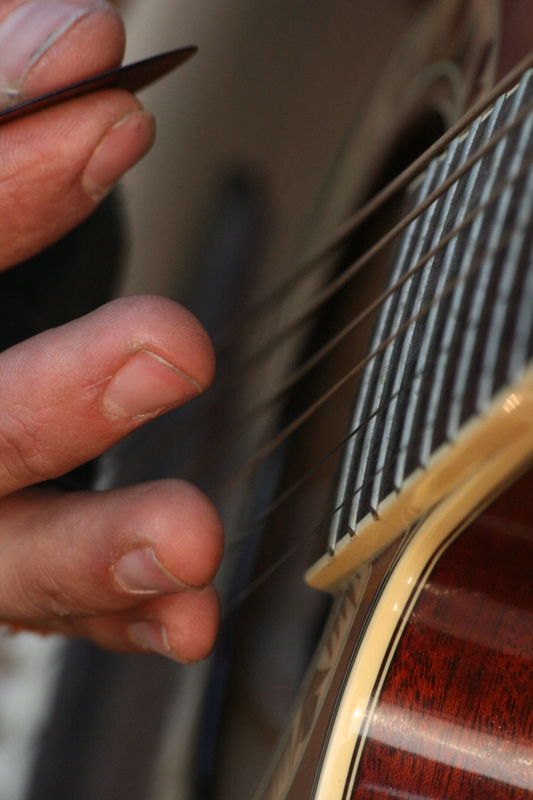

{"left": 19, "top": 1, "right": 533, "bottom": 798}
{"left": 263, "top": 470, "right": 533, "bottom": 799}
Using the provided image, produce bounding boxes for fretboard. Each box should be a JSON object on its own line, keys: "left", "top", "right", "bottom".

{"left": 326, "top": 68, "right": 533, "bottom": 560}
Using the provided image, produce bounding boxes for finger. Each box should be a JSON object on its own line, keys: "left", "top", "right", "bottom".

{"left": 0, "top": 295, "right": 215, "bottom": 495}
{"left": 0, "top": 479, "right": 223, "bottom": 625}
{"left": 0, "top": 0, "right": 125, "bottom": 108}
{"left": 0, "top": 89, "right": 155, "bottom": 269}
{"left": 0, "top": 0, "right": 155, "bottom": 269}
{"left": 72, "top": 586, "right": 221, "bottom": 663}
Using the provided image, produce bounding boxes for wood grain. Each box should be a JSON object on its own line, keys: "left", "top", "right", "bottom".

{"left": 349, "top": 469, "right": 533, "bottom": 799}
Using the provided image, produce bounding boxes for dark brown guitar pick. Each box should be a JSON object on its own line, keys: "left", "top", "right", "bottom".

{"left": 0, "top": 45, "right": 197, "bottom": 126}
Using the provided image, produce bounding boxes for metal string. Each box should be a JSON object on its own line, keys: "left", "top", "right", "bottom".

{"left": 218, "top": 91, "right": 533, "bottom": 384}
{"left": 174, "top": 85, "right": 533, "bottom": 479}
{"left": 221, "top": 191, "right": 528, "bottom": 614}
{"left": 199, "top": 137, "right": 533, "bottom": 469}
{"left": 213, "top": 142, "right": 533, "bottom": 503}
{"left": 213, "top": 50, "right": 533, "bottom": 357}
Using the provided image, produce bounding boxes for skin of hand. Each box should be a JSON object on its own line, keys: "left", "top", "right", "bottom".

{"left": 0, "top": 0, "right": 224, "bottom": 663}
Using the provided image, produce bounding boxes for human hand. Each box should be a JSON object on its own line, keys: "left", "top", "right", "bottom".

{"left": 0, "top": 0, "right": 223, "bottom": 663}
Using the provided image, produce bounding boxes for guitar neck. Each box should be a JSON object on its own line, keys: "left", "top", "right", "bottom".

{"left": 308, "top": 67, "right": 533, "bottom": 590}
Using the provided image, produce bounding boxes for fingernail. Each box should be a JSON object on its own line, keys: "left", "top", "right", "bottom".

{"left": 128, "top": 620, "right": 172, "bottom": 657}
{"left": 102, "top": 349, "right": 201, "bottom": 419}
{"left": 82, "top": 111, "right": 155, "bottom": 201}
{"left": 113, "top": 547, "right": 187, "bottom": 594}
{"left": 0, "top": 2, "right": 89, "bottom": 104}
{"left": 128, "top": 620, "right": 186, "bottom": 662}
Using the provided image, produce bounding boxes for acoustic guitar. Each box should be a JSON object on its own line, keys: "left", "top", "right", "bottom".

{"left": 180, "top": 2, "right": 532, "bottom": 798}
{"left": 15, "top": 0, "right": 533, "bottom": 798}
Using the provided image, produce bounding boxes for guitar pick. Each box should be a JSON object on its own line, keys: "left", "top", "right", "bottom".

{"left": 0, "top": 45, "right": 197, "bottom": 125}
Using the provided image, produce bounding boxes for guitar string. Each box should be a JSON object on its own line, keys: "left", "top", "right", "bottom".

{"left": 224, "top": 207, "right": 520, "bottom": 544}
{"left": 220, "top": 195, "right": 525, "bottom": 609}
{"left": 222, "top": 392, "right": 394, "bottom": 558}
{"left": 211, "top": 142, "right": 533, "bottom": 503}
{"left": 190, "top": 142, "right": 533, "bottom": 471}
{"left": 213, "top": 50, "right": 533, "bottom": 355}
{"left": 222, "top": 219, "right": 517, "bottom": 619}
{"left": 224, "top": 100, "right": 533, "bottom": 381}
{"left": 215, "top": 83, "right": 532, "bottom": 614}
{"left": 169, "top": 86, "right": 533, "bottom": 487}
{"left": 222, "top": 438, "right": 394, "bottom": 618}
{"left": 222, "top": 396, "right": 385, "bottom": 553}
{"left": 176, "top": 87, "right": 533, "bottom": 470}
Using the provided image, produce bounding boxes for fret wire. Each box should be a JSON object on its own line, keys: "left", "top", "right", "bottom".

{"left": 223, "top": 393, "right": 393, "bottom": 557}
{"left": 222, "top": 451, "right": 388, "bottom": 618}
{"left": 214, "top": 216, "right": 526, "bottom": 613}
{"left": 217, "top": 106, "right": 533, "bottom": 616}
{"left": 214, "top": 51, "right": 533, "bottom": 357}
{"left": 222, "top": 201, "right": 523, "bottom": 566}
{"left": 222, "top": 208, "right": 523, "bottom": 616}
{"left": 211, "top": 150, "right": 533, "bottom": 502}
